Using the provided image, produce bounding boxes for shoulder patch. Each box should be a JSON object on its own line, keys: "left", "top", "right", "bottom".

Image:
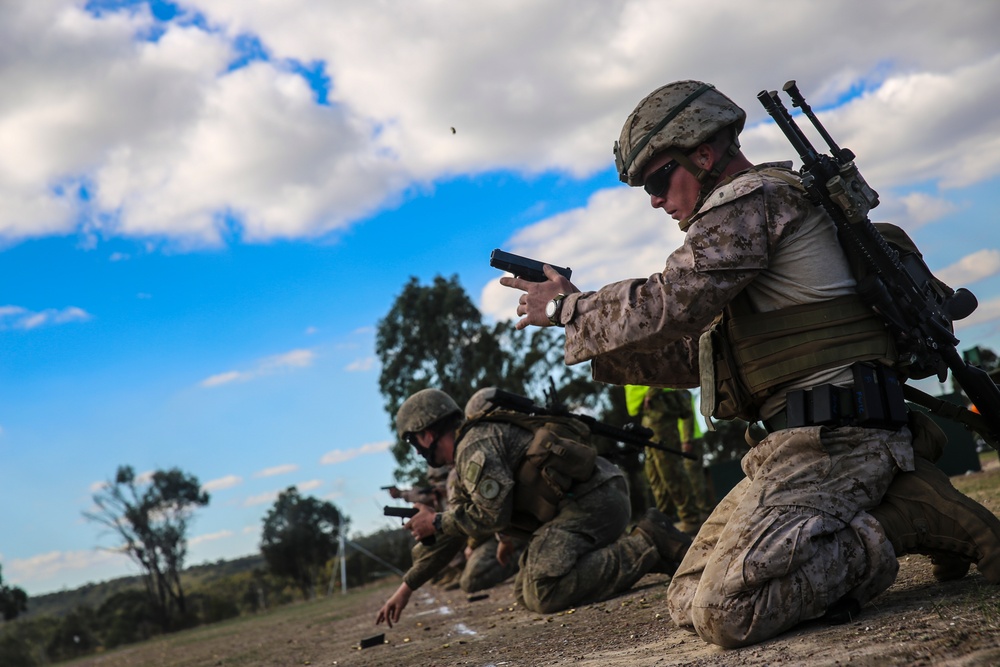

{"left": 477, "top": 477, "right": 501, "bottom": 500}
{"left": 464, "top": 450, "right": 485, "bottom": 488}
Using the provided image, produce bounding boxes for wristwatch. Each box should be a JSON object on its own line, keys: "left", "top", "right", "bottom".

{"left": 433, "top": 513, "right": 443, "bottom": 534}
{"left": 545, "top": 293, "right": 567, "bottom": 327}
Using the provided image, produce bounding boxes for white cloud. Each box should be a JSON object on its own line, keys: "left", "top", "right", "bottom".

{"left": 956, "top": 296, "right": 1000, "bottom": 331}
{"left": 320, "top": 440, "right": 392, "bottom": 465}
{"left": 0, "top": 305, "right": 91, "bottom": 330}
{"left": 254, "top": 464, "right": 299, "bottom": 478}
{"left": 4, "top": 549, "right": 129, "bottom": 587}
{"left": 883, "top": 193, "right": 963, "bottom": 232}
{"left": 189, "top": 530, "right": 234, "bottom": 547}
{"left": 936, "top": 250, "right": 1000, "bottom": 289}
{"left": 202, "top": 474, "right": 243, "bottom": 492}
{"left": 243, "top": 490, "right": 280, "bottom": 507}
{"left": 345, "top": 357, "right": 374, "bottom": 372}
{"left": 296, "top": 479, "right": 323, "bottom": 492}
{"left": 201, "top": 370, "right": 243, "bottom": 387}
{"left": 2, "top": 2, "right": 999, "bottom": 246}
{"left": 199, "top": 348, "right": 316, "bottom": 388}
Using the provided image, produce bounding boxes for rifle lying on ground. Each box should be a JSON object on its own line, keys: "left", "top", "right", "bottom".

{"left": 490, "top": 248, "right": 573, "bottom": 283}
{"left": 384, "top": 506, "right": 436, "bottom": 546}
{"left": 480, "top": 386, "right": 699, "bottom": 461}
{"left": 758, "top": 80, "right": 1000, "bottom": 449}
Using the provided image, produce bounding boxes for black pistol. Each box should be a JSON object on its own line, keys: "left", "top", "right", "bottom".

{"left": 384, "top": 506, "right": 435, "bottom": 546}
{"left": 490, "top": 248, "right": 572, "bottom": 283}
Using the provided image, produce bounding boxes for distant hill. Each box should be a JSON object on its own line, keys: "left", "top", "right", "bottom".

{"left": 24, "top": 554, "right": 266, "bottom": 620}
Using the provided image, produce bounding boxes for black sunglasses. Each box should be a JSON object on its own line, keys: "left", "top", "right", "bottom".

{"left": 643, "top": 160, "right": 680, "bottom": 197}
{"left": 405, "top": 432, "right": 420, "bottom": 446}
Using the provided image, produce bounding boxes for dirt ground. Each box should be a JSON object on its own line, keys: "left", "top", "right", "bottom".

{"left": 74, "top": 461, "right": 1000, "bottom": 667}
{"left": 329, "top": 557, "right": 1000, "bottom": 667}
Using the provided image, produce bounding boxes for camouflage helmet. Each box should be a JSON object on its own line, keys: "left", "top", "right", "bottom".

{"left": 396, "top": 388, "right": 464, "bottom": 439}
{"left": 465, "top": 387, "right": 499, "bottom": 420}
{"left": 614, "top": 80, "right": 746, "bottom": 187}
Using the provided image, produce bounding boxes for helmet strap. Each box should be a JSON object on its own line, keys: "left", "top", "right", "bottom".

{"left": 674, "top": 127, "right": 742, "bottom": 231}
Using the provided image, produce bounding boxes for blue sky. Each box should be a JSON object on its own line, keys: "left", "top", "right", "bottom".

{"left": 2, "top": 1, "right": 1000, "bottom": 596}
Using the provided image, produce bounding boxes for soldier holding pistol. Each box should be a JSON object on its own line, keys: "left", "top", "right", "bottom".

{"left": 501, "top": 80, "right": 1000, "bottom": 648}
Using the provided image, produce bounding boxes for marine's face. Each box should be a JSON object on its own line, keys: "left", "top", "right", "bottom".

{"left": 643, "top": 147, "right": 708, "bottom": 222}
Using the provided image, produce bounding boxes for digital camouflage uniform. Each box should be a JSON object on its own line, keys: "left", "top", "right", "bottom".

{"left": 401, "top": 420, "right": 661, "bottom": 613}
{"left": 625, "top": 385, "right": 701, "bottom": 532}
{"left": 460, "top": 534, "right": 523, "bottom": 593}
{"left": 557, "top": 164, "right": 916, "bottom": 647}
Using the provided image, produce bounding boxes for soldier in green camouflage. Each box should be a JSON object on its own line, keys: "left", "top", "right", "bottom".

{"left": 375, "top": 388, "right": 691, "bottom": 627}
{"left": 625, "top": 385, "right": 701, "bottom": 534}
{"left": 502, "top": 80, "right": 1000, "bottom": 648}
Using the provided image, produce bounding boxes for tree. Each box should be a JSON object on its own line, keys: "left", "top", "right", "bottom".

{"left": 260, "top": 487, "right": 345, "bottom": 599}
{"left": 376, "top": 273, "right": 646, "bottom": 488}
{"left": 376, "top": 275, "right": 512, "bottom": 479}
{"left": 83, "top": 465, "right": 209, "bottom": 631}
{"left": 0, "top": 565, "right": 28, "bottom": 621}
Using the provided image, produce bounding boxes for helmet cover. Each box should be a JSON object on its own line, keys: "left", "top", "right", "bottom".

{"left": 615, "top": 80, "right": 746, "bottom": 186}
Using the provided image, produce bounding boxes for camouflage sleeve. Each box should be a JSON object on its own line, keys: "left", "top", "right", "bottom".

{"left": 401, "top": 533, "right": 467, "bottom": 591}
{"left": 562, "top": 177, "right": 785, "bottom": 385}
{"left": 439, "top": 423, "right": 521, "bottom": 538}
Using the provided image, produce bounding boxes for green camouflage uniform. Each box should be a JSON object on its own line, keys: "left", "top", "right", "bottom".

{"left": 626, "top": 385, "right": 700, "bottom": 532}
{"left": 460, "top": 535, "right": 523, "bottom": 594}
{"left": 653, "top": 393, "right": 715, "bottom": 520}
{"left": 557, "top": 164, "right": 916, "bottom": 647}
{"left": 402, "top": 420, "right": 660, "bottom": 613}
{"left": 680, "top": 397, "right": 715, "bottom": 518}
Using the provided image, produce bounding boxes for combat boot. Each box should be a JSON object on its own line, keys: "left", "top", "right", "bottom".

{"left": 636, "top": 508, "right": 692, "bottom": 574}
{"left": 869, "top": 457, "right": 1000, "bottom": 583}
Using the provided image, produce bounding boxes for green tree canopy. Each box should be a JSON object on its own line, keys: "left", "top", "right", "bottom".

{"left": 0, "top": 565, "right": 28, "bottom": 621}
{"left": 260, "top": 487, "right": 345, "bottom": 599}
{"left": 83, "top": 465, "right": 209, "bottom": 631}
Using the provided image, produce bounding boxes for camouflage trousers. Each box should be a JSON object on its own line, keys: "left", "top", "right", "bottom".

{"left": 514, "top": 475, "right": 660, "bottom": 613}
{"left": 461, "top": 536, "right": 522, "bottom": 594}
{"left": 683, "top": 438, "right": 714, "bottom": 516}
{"left": 667, "top": 425, "right": 914, "bottom": 648}
{"left": 643, "top": 418, "right": 701, "bottom": 530}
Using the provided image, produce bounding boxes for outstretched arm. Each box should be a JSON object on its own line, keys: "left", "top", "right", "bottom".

{"left": 375, "top": 582, "right": 413, "bottom": 628}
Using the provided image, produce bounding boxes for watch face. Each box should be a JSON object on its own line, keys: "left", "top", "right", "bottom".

{"left": 545, "top": 299, "right": 557, "bottom": 318}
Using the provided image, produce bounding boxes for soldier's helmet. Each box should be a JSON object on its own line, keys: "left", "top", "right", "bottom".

{"left": 614, "top": 80, "right": 746, "bottom": 187}
{"left": 465, "top": 387, "right": 499, "bottom": 420}
{"left": 396, "top": 388, "right": 464, "bottom": 439}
